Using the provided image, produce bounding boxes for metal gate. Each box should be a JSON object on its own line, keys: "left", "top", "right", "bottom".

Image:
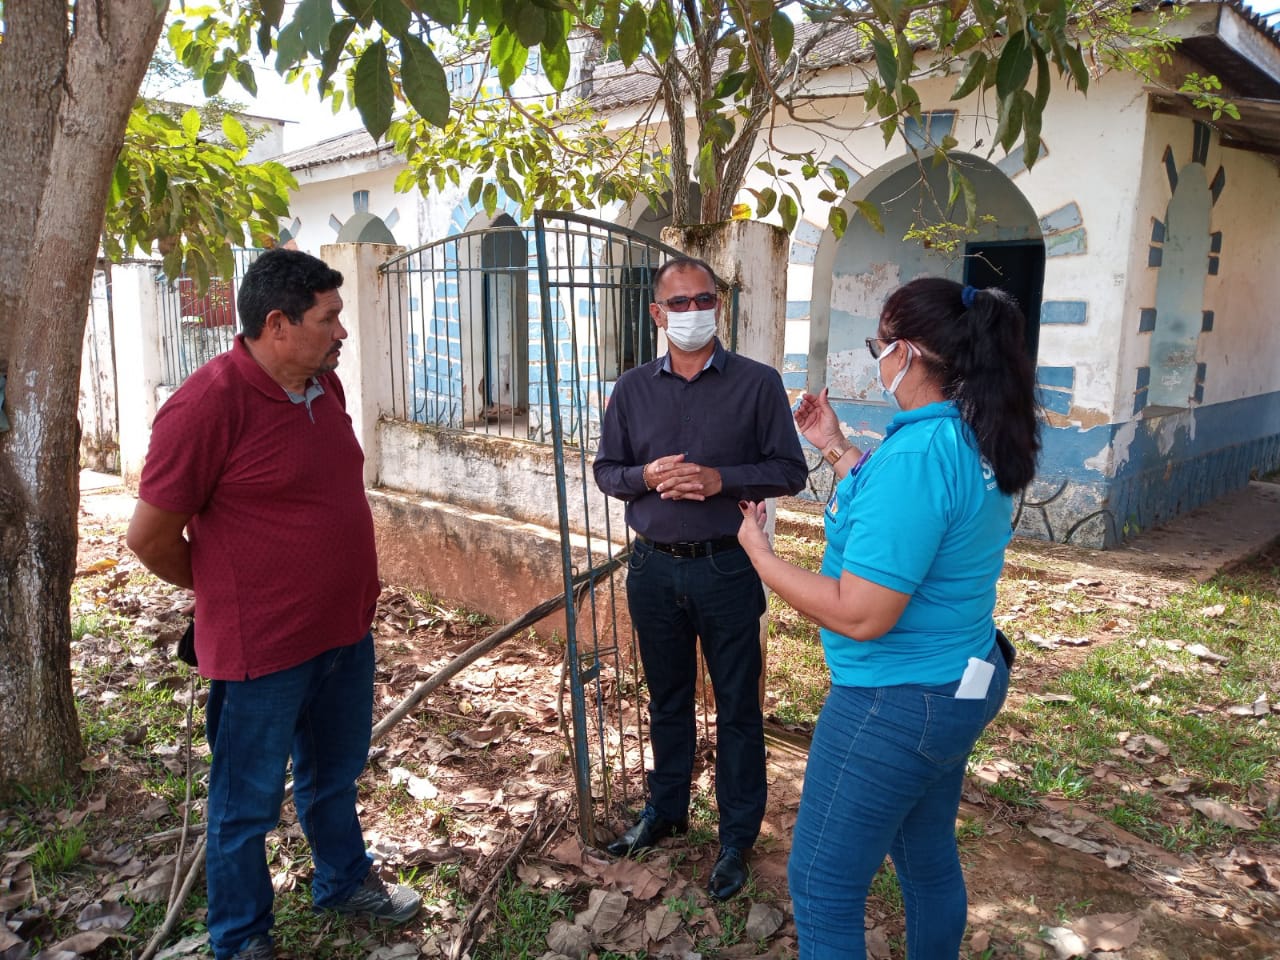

{"left": 380, "top": 210, "right": 738, "bottom": 843}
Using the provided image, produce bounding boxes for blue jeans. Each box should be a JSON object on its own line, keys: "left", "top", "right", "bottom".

{"left": 788, "top": 638, "right": 1010, "bottom": 959}
{"left": 205, "top": 635, "right": 376, "bottom": 959}
{"left": 626, "top": 541, "right": 766, "bottom": 849}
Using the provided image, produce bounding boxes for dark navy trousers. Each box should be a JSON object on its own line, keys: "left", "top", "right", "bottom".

{"left": 626, "top": 540, "right": 767, "bottom": 850}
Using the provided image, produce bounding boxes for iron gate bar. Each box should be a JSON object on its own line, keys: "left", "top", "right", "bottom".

{"left": 378, "top": 210, "right": 739, "bottom": 844}
{"left": 535, "top": 210, "right": 688, "bottom": 843}
{"left": 533, "top": 209, "right": 740, "bottom": 844}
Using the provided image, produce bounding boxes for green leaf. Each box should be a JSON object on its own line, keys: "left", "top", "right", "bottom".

{"left": 755, "top": 186, "right": 777, "bottom": 217}
{"left": 696, "top": 141, "right": 716, "bottom": 190}
{"left": 953, "top": 24, "right": 983, "bottom": 54}
{"left": 715, "top": 71, "right": 747, "bottom": 99}
{"left": 871, "top": 30, "right": 897, "bottom": 94}
{"left": 492, "top": 28, "right": 530, "bottom": 88}
{"left": 377, "top": 0, "right": 411, "bottom": 36}
{"left": 1022, "top": 90, "right": 1043, "bottom": 169}
{"left": 542, "top": 36, "right": 570, "bottom": 91}
{"left": 852, "top": 199, "right": 884, "bottom": 233}
{"left": 182, "top": 109, "right": 202, "bottom": 140}
{"left": 831, "top": 166, "right": 850, "bottom": 192}
{"left": 515, "top": 3, "right": 546, "bottom": 46}
{"left": 354, "top": 41, "right": 394, "bottom": 142}
{"left": 600, "top": 0, "right": 622, "bottom": 47}
{"left": 649, "top": 0, "right": 675, "bottom": 64}
{"left": 418, "top": 0, "right": 463, "bottom": 26}
{"left": 232, "top": 59, "right": 258, "bottom": 98}
{"left": 258, "top": 0, "right": 285, "bottom": 57}
{"left": 319, "top": 19, "right": 358, "bottom": 92}
{"left": 894, "top": 29, "right": 914, "bottom": 93}
{"left": 469, "top": 177, "right": 484, "bottom": 207}
{"left": 779, "top": 193, "right": 798, "bottom": 233}
{"left": 1064, "top": 42, "right": 1090, "bottom": 93}
{"left": 202, "top": 63, "right": 228, "bottom": 97}
{"left": 771, "top": 10, "right": 794, "bottom": 62}
{"left": 828, "top": 206, "right": 849, "bottom": 239}
{"left": 706, "top": 114, "right": 735, "bottom": 147}
{"left": 295, "top": 0, "right": 336, "bottom": 57}
{"left": 995, "top": 88, "right": 1023, "bottom": 155}
{"left": 951, "top": 51, "right": 987, "bottom": 101}
{"left": 618, "top": 2, "right": 647, "bottom": 66}
{"left": 956, "top": 170, "right": 977, "bottom": 228}
{"left": 109, "top": 160, "right": 129, "bottom": 208}
{"left": 402, "top": 36, "right": 450, "bottom": 128}
{"left": 1033, "top": 42, "right": 1051, "bottom": 113}
{"left": 995, "top": 30, "right": 1032, "bottom": 100}
{"left": 275, "top": 19, "right": 307, "bottom": 72}
{"left": 221, "top": 113, "right": 248, "bottom": 151}
{"left": 482, "top": 181, "right": 498, "bottom": 217}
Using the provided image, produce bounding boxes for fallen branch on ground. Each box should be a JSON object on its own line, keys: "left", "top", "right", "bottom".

{"left": 141, "top": 555, "right": 624, "bottom": 956}
{"left": 449, "top": 798, "right": 550, "bottom": 960}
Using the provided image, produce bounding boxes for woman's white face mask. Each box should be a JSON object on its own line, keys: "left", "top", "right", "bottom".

{"left": 877, "top": 340, "right": 914, "bottom": 408}
{"left": 663, "top": 308, "right": 717, "bottom": 351}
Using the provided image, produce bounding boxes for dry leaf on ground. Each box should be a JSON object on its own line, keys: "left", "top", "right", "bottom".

{"left": 1188, "top": 797, "right": 1258, "bottom": 830}
{"left": 1073, "top": 911, "right": 1142, "bottom": 951}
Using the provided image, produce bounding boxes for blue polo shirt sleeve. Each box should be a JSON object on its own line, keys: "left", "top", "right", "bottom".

{"left": 839, "top": 447, "right": 951, "bottom": 595}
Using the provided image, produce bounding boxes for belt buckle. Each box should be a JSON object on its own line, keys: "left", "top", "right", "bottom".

{"left": 670, "top": 541, "right": 699, "bottom": 559}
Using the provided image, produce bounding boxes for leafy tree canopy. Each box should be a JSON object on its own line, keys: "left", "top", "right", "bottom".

{"left": 157, "top": 0, "right": 1207, "bottom": 261}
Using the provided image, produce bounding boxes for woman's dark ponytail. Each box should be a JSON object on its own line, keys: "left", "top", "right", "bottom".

{"left": 881, "top": 278, "right": 1041, "bottom": 493}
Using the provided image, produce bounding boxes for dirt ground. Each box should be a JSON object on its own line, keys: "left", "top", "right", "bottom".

{"left": 23, "top": 477, "right": 1280, "bottom": 959}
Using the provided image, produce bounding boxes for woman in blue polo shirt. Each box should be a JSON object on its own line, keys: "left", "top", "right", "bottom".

{"left": 738, "top": 277, "right": 1040, "bottom": 959}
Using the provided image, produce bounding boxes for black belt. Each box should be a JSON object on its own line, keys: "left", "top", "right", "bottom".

{"left": 634, "top": 533, "right": 741, "bottom": 559}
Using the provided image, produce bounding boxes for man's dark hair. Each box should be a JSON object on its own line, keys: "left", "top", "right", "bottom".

{"left": 238, "top": 248, "right": 344, "bottom": 339}
{"left": 652, "top": 256, "right": 718, "bottom": 294}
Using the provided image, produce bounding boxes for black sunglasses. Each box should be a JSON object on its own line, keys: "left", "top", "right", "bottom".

{"left": 658, "top": 292, "right": 718, "bottom": 312}
{"left": 866, "top": 337, "right": 891, "bottom": 359}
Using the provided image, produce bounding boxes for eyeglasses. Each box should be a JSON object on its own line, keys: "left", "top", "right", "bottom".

{"left": 866, "top": 337, "right": 891, "bottom": 359}
{"left": 658, "top": 292, "right": 718, "bottom": 312}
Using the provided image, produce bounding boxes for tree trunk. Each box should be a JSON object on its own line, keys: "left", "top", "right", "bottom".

{"left": 0, "top": 0, "right": 166, "bottom": 798}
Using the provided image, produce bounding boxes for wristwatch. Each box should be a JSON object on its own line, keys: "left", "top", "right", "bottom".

{"left": 823, "top": 444, "right": 847, "bottom": 467}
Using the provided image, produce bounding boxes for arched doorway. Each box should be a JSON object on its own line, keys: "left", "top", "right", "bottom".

{"left": 810, "top": 153, "right": 1044, "bottom": 405}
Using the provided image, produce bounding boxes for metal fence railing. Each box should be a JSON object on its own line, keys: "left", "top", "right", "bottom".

{"left": 158, "top": 248, "right": 263, "bottom": 386}
{"left": 381, "top": 210, "right": 742, "bottom": 843}
{"left": 381, "top": 219, "right": 690, "bottom": 451}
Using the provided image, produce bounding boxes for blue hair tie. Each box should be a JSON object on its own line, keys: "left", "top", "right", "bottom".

{"left": 961, "top": 285, "right": 979, "bottom": 309}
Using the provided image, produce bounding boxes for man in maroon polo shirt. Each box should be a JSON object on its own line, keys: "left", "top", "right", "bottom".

{"left": 127, "top": 249, "right": 419, "bottom": 960}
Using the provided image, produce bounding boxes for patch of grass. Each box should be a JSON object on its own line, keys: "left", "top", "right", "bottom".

{"left": 767, "top": 534, "right": 830, "bottom": 729}
{"left": 32, "top": 824, "right": 88, "bottom": 879}
{"left": 1027, "top": 758, "right": 1089, "bottom": 799}
{"left": 697, "top": 906, "right": 748, "bottom": 951}
{"left": 868, "top": 860, "right": 902, "bottom": 913}
{"left": 686, "top": 790, "right": 718, "bottom": 847}
{"left": 273, "top": 891, "right": 381, "bottom": 959}
{"left": 471, "top": 880, "right": 572, "bottom": 960}
{"left": 982, "top": 558, "right": 1280, "bottom": 854}
{"left": 663, "top": 891, "right": 705, "bottom": 923}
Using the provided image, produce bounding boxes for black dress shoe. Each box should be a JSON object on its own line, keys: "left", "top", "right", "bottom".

{"left": 605, "top": 811, "right": 687, "bottom": 857}
{"left": 707, "top": 846, "right": 748, "bottom": 901}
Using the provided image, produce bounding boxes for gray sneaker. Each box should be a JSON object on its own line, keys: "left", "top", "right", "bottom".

{"left": 229, "top": 935, "right": 275, "bottom": 960}
{"left": 329, "top": 869, "right": 421, "bottom": 924}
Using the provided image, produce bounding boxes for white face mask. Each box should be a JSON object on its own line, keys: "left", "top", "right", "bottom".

{"left": 877, "top": 340, "right": 913, "bottom": 408}
{"left": 663, "top": 308, "right": 717, "bottom": 351}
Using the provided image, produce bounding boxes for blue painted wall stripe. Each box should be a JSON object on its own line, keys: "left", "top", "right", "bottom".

{"left": 1041, "top": 300, "right": 1087, "bottom": 325}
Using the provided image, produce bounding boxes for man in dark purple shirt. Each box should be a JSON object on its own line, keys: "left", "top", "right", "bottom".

{"left": 593, "top": 256, "right": 806, "bottom": 901}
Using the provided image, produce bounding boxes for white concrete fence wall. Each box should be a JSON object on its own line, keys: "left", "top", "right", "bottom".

{"left": 107, "top": 222, "right": 790, "bottom": 630}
